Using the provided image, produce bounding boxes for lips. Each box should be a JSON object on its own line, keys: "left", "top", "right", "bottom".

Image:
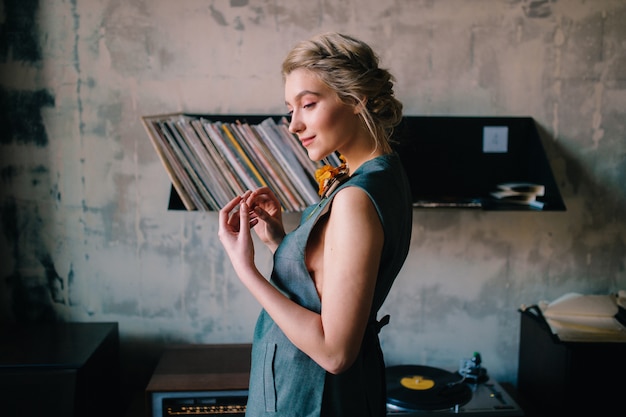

{"left": 300, "top": 136, "right": 315, "bottom": 147}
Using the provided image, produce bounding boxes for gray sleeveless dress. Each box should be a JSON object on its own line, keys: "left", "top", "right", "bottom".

{"left": 246, "top": 152, "right": 412, "bottom": 417}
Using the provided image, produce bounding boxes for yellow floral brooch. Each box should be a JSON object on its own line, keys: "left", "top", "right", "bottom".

{"left": 314, "top": 155, "right": 349, "bottom": 198}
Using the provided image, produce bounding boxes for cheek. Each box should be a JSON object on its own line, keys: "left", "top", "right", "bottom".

{"left": 318, "top": 103, "right": 354, "bottom": 133}
{"left": 315, "top": 103, "right": 339, "bottom": 127}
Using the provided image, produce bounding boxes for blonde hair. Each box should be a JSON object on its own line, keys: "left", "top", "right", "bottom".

{"left": 282, "top": 32, "right": 403, "bottom": 154}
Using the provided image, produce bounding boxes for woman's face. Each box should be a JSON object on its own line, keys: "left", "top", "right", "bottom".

{"left": 284, "top": 68, "right": 361, "bottom": 162}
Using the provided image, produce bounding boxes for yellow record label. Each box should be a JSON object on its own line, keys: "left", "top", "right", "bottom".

{"left": 400, "top": 375, "right": 435, "bottom": 390}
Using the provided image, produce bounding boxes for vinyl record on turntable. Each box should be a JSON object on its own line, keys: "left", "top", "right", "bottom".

{"left": 386, "top": 365, "right": 473, "bottom": 411}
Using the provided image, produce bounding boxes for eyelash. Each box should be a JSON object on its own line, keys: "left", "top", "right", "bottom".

{"left": 286, "top": 102, "right": 315, "bottom": 117}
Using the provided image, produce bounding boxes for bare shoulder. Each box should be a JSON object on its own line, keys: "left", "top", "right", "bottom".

{"left": 332, "top": 185, "right": 373, "bottom": 208}
{"left": 328, "top": 186, "right": 381, "bottom": 232}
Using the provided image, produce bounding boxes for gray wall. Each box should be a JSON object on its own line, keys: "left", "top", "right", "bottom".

{"left": 1, "top": 0, "right": 625, "bottom": 398}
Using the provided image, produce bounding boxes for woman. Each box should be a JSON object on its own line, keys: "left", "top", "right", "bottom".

{"left": 218, "top": 32, "right": 412, "bottom": 417}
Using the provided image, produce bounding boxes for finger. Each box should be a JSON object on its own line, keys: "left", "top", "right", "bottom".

{"left": 219, "top": 194, "right": 243, "bottom": 223}
{"left": 241, "top": 190, "right": 252, "bottom": 202}
{"left": 252, "top": 205, "right": 269, "bottom": 221}
{"left": 228, "top": 209, "right": 241, "bottom": 230}
{"left": 219, "top": 193, "right": 252, "bottom": 234}
{"left": 239, "top": 201, "right": 253, "bottom": 240}
{"left": 253, "top": 205, "right": 279, "bottom": 225}
{"left": 250, "top": 186, "right": 271, "bottom": 197}
{"left": 247, "top": 207, "right": 259, "bottom": 222}
{"left": 248, "top": 196, "right": 280, "bottom": 217}
{"left": 249, "top": 187, "right": 276, "bottom": 204}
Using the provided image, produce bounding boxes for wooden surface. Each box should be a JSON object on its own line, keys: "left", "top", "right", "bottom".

{"left": 145, "top": 343, "right": 252, "bottom": 392}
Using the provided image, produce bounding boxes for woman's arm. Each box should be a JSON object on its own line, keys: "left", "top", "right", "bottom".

{"left": 305, "top": 186, "right": 384, "bottom": 372}
{"left": 218, "top": 187, "right": 383, "bottom": 374}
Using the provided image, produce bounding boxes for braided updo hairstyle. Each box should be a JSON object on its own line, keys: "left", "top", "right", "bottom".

{"left": 282, "top": 32, "right": 403, "bottom": 154}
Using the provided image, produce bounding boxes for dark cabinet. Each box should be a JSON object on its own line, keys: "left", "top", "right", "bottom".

{"left": 0, "top": 322, "right": 120, "bottom": 417}
{"left": 517, "top": 308, "right": 625, "bottom": 414}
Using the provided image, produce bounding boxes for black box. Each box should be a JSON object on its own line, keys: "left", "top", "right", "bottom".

{"left": 517, "top": 307, "right": 625, "bottom": 415}
{"left": 0, "top": 322, "right": 120, "bottom": 417}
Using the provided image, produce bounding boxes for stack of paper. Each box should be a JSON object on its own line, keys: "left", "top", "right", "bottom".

{"left": 537, "top": 291, "right": 626, "bottom": 342}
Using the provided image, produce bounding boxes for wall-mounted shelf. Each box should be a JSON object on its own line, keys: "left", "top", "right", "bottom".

{"left": 392, "top": 116, "right": 565, "bottom": 211}
{"left": 154, "top": 114, "right": 565, "bottom": 212}
{"left": 144, "top": 113, "right": 322, "bottom": 212}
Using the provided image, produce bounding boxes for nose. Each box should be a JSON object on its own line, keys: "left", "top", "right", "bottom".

{"left": 289, "top": 112, "right": 304, "bottom": 134}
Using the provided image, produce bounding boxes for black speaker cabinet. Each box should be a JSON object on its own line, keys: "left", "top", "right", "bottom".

{"left": 517, "top": 307, "right": 625, "bottom": 415}
{"left": 0, "top": 322, "right": 120, "bottom": 417}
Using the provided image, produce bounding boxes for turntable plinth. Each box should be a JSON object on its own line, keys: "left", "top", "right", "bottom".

{"left": 386, "top": 364, "right": 524, "bottom": 416}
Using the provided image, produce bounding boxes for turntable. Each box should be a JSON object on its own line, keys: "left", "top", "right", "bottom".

{"left": 386, "top": 353, "right": 524, "bottom": 416}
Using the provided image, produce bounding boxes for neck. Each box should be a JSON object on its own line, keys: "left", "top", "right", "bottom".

{"left": 343, "top": 148, "right": 385, "bottom": 175}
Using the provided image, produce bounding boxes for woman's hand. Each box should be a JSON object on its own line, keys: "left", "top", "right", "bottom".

{"left": 218, "top": 191, "right": 257, "bottom": 276}
{"left": 246, "top": 187, "right": 286, "bottom": 252}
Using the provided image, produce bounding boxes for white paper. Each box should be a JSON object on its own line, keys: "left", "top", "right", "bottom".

{"left": 537, "top": 292, "right": 626, "bottom": 342}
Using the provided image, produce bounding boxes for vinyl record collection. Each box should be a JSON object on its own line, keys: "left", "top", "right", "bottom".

{"left": 142, "top": 113, "right": 340, "bottom": 211}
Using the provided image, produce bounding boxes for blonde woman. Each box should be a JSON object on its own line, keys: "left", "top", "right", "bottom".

{"left": 219, "top": 32, "right": 412, "bottom": 416}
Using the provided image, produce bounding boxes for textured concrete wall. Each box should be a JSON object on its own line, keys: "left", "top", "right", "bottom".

{"left": 1, "top": 0, "right": 625, "bottom": 397}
